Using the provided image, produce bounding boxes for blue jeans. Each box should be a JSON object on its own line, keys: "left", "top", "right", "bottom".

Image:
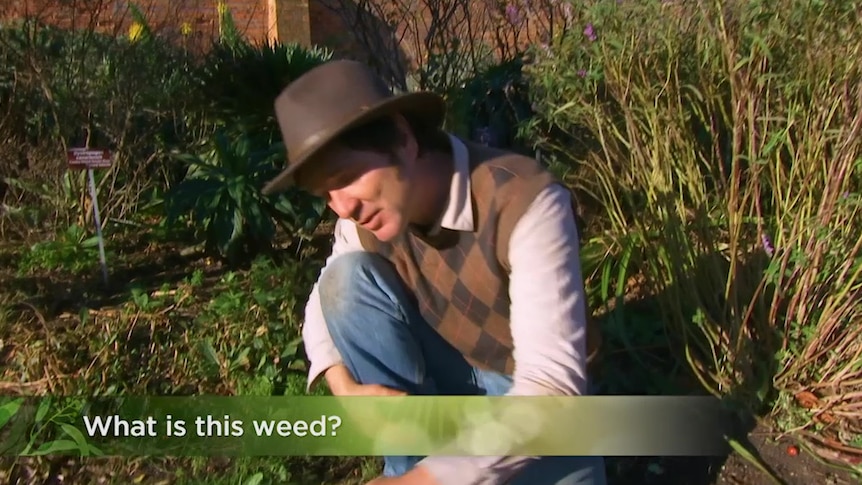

{"left": 318, "top": 252, "right": 607, "bottom": 485}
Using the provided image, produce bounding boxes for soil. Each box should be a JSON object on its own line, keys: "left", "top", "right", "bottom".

{"left": 714, "top": 428, "right": 858, "bottom": 485}
{"left": 610, "top": 422, "right": 859, "bottom": 485}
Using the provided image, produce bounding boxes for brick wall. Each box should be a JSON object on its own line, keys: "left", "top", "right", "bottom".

{"left": 0, "top": 0, "right": 273, "bottom": 45}
{"left": 1, "top": 0, "right": 568, "bottom": 82}
{"left": 305, "top": 0, "right": 573, "bottom": 89}
{"left": 223, "top": 0, "right": 267, "bottom": 42}
{"left": 309, "top": 0, "right": 407, "bottom": 83}
{"left": 269, "top": 0, "right": 311, "bottom": 46}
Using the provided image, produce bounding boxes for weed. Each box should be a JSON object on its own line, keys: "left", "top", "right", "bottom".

{"left": 17, "top": 224, "right": 112, "bottom": 276}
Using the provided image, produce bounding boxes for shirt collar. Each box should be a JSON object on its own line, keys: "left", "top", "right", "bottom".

{"left": 430, "top": 133, "right": 474, "bottom": 234}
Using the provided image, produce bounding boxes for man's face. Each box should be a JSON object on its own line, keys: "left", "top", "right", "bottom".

{"left": 301, "top": 142, "right": 418, "bottom": 242}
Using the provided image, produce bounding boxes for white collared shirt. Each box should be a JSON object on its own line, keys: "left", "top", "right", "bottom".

{"left": 301, "top": 134, "right": 590, "bottom": 483}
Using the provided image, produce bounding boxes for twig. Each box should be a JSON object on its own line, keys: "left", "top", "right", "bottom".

{"left": 0, "top": 376, "right": 67, "bottom": 393}
{"left": 13, "top": 301, "right": 55, "bottom": 350}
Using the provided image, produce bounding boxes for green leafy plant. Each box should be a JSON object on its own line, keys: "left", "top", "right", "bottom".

{"left": 192, "top": 256, "right": 318, "bottom": 395}
{"left": 161, "top": 36, "right": 332, "bottom": 263}
{"left": 0, "top": 397, "right": 102, "bottom": 457}
{"left": 17, "top": 223, "right": 108, "bottom": 275}
{"left": 165, "top": 131, "right": 325, "bottom": 263}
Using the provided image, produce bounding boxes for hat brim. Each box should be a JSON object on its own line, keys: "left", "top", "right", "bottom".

{"left": 261, "top": 91, "right": 446, "bottom": 196}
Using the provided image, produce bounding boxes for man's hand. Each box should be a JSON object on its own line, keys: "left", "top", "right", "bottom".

{"left": 324, "top": 365, "right": 406, "bottom": 396}
{"left": 366, "top": 466, "right": 438, "bottom": 485}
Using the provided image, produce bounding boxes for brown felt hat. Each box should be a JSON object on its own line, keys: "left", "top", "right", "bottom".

{"left": 261, "top": 60, "right": 447, "bottom": 196}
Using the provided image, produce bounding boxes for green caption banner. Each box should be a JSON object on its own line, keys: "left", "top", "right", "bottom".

{"left": 0, "top": 396, "right": 736, "bottom": 457}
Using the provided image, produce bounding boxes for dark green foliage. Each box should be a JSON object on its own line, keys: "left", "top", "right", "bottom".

{"left": 447, "top": 58, "right": 535, "bottom": 152}
{"left": 194, "top": 41, "right": 333, "bottom": 139}
{"left": 162, "top": 38, "right": 333, "bottom": 262}
{"left": 165, "top": 131, "right": 326, "bottom": 263}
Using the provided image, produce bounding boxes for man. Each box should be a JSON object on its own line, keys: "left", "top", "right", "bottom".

{"left": 262, "top": 60, "right": 606, "bottom": 485}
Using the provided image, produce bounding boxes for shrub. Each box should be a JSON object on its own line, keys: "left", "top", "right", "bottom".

{"left": 524, "top": 0, "right": 862, "bottom": 464}
{"left": 165, "top": 131, "right": 325, "bottom": 263}
{"left": 193, "top": 40, "right": 333, "bottom": 140}
{"left": 163, "top": 37, "right": 332, "bottom": 262}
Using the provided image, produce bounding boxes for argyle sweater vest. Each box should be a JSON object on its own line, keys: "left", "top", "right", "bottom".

{"left": 356, "top": 140, "right": 600, "bottom": 375}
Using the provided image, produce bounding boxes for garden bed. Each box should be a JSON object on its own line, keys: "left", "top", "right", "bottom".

{"left": 1, "top": 231, "right": 858, "bottom": 484}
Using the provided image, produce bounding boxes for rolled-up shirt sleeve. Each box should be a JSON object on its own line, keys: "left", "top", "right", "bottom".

{"left": 418, "top": 182, "right": 590, "bottom": 484}
{"left": 302, "top": 217, "right": 364, "bottom": 391}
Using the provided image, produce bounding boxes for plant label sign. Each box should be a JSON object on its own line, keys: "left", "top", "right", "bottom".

{"left": 66, "top": 147, "right": 111, "bottom": 286}
{"left": 67, "top": 148, "right": 113, "bottom": 169}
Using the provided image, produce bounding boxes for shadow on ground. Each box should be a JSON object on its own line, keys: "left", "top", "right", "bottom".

{"left": 590, "top": 292, "right": 753, "bottom": 485}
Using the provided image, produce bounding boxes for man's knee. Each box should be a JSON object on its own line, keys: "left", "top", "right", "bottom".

{"left": 318, "top": 251, "right": 395, "bottom": 321}
{"left": 319, "top": 251, "right": 388, "bottom": 298}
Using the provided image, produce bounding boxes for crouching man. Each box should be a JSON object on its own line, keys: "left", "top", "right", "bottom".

{"left": 262, "top": 60, "right": 606, "bottom": 485}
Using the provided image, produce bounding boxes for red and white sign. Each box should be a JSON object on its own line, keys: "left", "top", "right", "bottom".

{"left": 67, "top": 148, "right": 113, "bottom": 169}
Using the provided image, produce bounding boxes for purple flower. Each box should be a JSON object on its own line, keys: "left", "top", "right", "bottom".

{"left": 761, "top": 233, "right": 775, "bottom": 257}
{"left": 577, "top": 69, "right": 587, "bottom": 78}
{"left": 506, "top": 4, "right": 522, "bottom": 25}
{"left": 584, "top": 23, "right": 597, "bottom": 42}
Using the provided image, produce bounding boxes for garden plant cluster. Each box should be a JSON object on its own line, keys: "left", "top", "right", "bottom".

{"left": 0, "top": 0, "right": 860, "bottom": 483}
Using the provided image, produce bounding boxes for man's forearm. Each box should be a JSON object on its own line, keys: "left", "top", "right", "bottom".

{"left": 301, "top": 218, "right": 365, "bottom": 391}
{"left": 301, "top": 281, "right": 345, "bottom": 391}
